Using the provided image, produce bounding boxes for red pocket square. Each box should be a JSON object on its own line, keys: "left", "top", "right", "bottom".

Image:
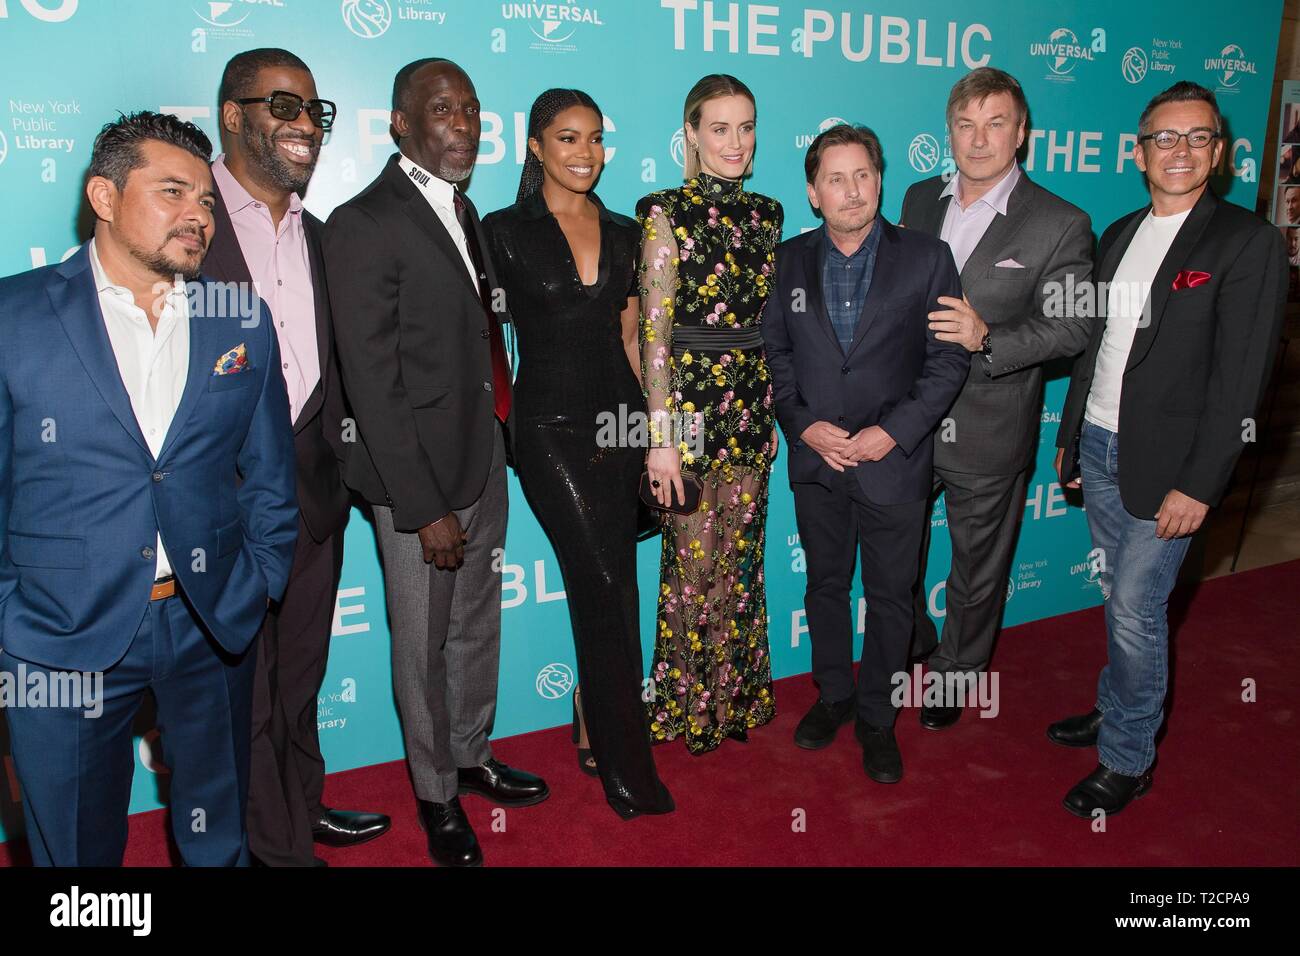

{"left": 1172, "top": 270, "right": 1211, "bottom": 290}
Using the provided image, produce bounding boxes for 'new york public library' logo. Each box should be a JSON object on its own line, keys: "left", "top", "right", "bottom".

{"left": 536, "top": 662, "right": 574, "bottom": 699}
{"left": 908, "top": 133, "right": 940, "bottom": 173}
{"left": 342, "top": 0, "right": 446, "bottom": 36}
{"left": 342, "top": 0, "right": 391, "bottom": 37}
{"left": 1122, "top": 46, "right": 1148, "bottom": 84}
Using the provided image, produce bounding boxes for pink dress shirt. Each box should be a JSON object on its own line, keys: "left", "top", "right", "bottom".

{"left": 938, "top": 163, "right": 1021, "bottom": 273}
{"left": 212, "top": 154, "right": 319, "bottom": 424}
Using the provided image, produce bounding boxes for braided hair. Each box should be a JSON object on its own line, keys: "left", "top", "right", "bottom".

{"left": 517, "top": 88, "right": 603, "bottom": 203}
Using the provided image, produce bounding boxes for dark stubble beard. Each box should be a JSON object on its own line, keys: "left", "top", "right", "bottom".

{"left": 126, "top": 226, "right": 206, "bottom": 282}
{"left": 241, "top": 121, "right": 317, "bottom": 193}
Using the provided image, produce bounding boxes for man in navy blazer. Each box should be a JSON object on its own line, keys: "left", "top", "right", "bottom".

{"left": 0, "top": 112, "right": 297, "bottom": 866}
{"left": 762, "top": 125, "right": 969, "bottom": 783}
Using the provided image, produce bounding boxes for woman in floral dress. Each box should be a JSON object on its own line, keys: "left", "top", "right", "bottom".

{"left": 638, "top": 74, "right": 783, "bottom": 753}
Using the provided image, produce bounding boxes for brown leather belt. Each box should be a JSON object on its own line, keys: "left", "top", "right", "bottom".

{"left": 150, "top": 576, "right": 176, "bottom": 601}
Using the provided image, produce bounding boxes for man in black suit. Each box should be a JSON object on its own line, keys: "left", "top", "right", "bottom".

{"left": 762, "top": 125, "right": 970, "bottom": 783}
{"left": 901, "top": 68, "right": 1095, "bottom": 729}
{"left": 203, "top": 48, "right": 389, "bottom": 865}
{"left": 323, "top": 58, "right": 547, "bottom": 867}
{"left": 1051, "top": 81, "right": 1287, "bottom": 817}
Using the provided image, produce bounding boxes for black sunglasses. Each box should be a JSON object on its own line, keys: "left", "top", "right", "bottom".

{"left": 237, "top": 90, "right": 336, "bottom": 130}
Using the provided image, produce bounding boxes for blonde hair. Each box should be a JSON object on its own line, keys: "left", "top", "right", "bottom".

{"left": 682, "top": 73, "right": 756, "bottom": 180}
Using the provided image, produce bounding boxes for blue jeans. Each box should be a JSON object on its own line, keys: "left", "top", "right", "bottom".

{"left": 1080, "top": 420, "right": 1192, "bottom": 776}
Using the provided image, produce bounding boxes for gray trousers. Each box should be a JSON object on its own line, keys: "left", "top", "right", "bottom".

{"left": 912, "top": 465, "right": 1029, "bottom": 675}
{"left": 373, "top": 427, "right": 506, "bottom": 803}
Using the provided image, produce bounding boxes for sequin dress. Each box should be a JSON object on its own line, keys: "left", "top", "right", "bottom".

{"left": 484, "top": 190, "right": 674, "bottom": 817}
{"left": 636, "top": 173, "right": 783, "bottom": 753}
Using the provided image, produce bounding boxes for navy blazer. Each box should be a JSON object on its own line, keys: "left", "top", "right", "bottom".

{"left": 0, "top": 243, "right": 298, "bottom": 672}
{"left": 761, "top": 219, "right": 970, "bottom": 505}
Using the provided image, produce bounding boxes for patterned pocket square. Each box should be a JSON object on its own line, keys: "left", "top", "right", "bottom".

{"left": 994, "top": 258, "right": 1026, "bottom": 268}
{"left": 213, "top": 344, "right": 249, "bottom": 376}
{"left": 1172, "top": 270, "right": 1211, "bottom": 290}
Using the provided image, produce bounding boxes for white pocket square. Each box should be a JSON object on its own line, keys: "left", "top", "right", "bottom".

{"left": 994, "top": 258, "right": 1026, "bottom": 269}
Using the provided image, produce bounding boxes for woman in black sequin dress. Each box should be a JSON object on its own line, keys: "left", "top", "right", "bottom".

{"left": 483, "top": 90, "right": 674, "bottom": 820}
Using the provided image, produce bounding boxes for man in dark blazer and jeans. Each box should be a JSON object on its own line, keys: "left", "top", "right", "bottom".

{"left": 203, "top": 48, "right": 390, "bottom": 865}
{"left": 1051, "top": 81, "right": 1287, "bottom": 817}
{"left": 763, "top": 125, "right": 970, "bottom": 783}
{"left": 323, "top": 58, "right": 547, "bottom": 867}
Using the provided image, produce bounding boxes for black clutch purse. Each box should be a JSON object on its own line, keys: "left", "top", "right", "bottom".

{"left": 638, "top": 471, "right": 704, "bottom": 517}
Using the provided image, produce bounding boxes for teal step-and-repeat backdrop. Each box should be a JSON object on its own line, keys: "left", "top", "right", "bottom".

{"left": 0, "top": 0, "right": 1280, "bottom": 840}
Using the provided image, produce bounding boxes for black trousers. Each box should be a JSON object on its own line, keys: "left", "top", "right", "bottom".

{"left": 910, "top": 466, "right": 1028, "bottom": 674}
{"left": 793, "top": 472, "right": 926, "bottom": 728}
{"left": 247, "top": 513, "right": 344, "bottom": 866}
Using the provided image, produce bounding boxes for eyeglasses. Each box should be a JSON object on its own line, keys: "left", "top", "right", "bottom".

{"left": 1138, "top": 127, "right": 1219, "bottom": 150}
{"left": 236, "top": 90, "right": 336, "bottom": 130}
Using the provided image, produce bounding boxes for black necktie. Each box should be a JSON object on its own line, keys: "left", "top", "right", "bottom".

{"left": 453, "top": 190, "right": 510, "bottom": 423}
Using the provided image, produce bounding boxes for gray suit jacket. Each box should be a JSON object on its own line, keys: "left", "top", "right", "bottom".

{"left": 900, "top": 170, "right": 1094, "bottom": 475}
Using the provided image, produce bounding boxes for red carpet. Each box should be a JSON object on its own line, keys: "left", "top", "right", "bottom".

{"left": 3, "top": 559, "right": 1297, "bottom": 867}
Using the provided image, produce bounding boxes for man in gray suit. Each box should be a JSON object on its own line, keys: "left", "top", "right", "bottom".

{"left": 902, "top": 68, "right": 1094, "bottom": 728}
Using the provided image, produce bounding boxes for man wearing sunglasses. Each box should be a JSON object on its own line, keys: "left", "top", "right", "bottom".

{"left": 1052, "top": 81, "right": 1287, "bottom": 818}
{"left": 203, "top": 47, "right": 390, "bottom": 866}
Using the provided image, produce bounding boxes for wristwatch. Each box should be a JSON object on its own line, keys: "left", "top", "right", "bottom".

{"left": 980, "top": 330, "right": 992, "bottom": 363}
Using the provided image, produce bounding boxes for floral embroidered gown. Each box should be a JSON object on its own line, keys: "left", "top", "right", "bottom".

{"left": 636, "top": 173, "right": 783, "bottom": 753}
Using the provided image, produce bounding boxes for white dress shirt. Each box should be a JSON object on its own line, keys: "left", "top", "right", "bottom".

{"left": 1084, "top": 207, "right": 1191, "bottom": 433}
{"left": 397, "top": 152, "right": 478, "bottom": 284}
{"left": 90, "top": 239, "right": 190, "bottom": 579}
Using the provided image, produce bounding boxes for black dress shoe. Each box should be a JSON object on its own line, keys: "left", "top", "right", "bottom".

{"left": 1062, "top": 763, "right": 1152, "bottom": 818}
{"left": 855, "top": 718, "right": 903, "bottom": 784}
{"left": 919, "top": 702, "right": 962, "bottom": 730}
{"left": 311, "top": 807, "right": 392, "bottom": 847}
{"left": 1047, "top": 708, "right": 1104, "bottom": 748}
{"left": 793, "top": 697, "right": 855, "bottom": 750}
{"left": 458, "top": 758, "right": 550, "bottom": 807}
{"left": 417, "top": 797, "right": 482, "bottom": 867}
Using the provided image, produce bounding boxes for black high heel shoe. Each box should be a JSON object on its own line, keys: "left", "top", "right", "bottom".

{"left": 571, "top": 687, "right": 598, "bottom": 777}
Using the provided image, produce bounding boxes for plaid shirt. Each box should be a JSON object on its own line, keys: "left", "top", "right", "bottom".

{"left": 822, "top": 221, "right": 881, "bottom": 354}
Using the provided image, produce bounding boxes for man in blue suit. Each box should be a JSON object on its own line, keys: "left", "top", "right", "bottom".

{"left": 0, "top": 112, "right": 297, "bottom": 866}
{"left": 762, "top": 124, "right": 969, "bottom": 783}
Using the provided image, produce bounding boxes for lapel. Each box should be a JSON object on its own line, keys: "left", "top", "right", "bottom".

{"left": 1124, "top": 187, "right": 1219, "bottom": 373}
{"left": 48, "top": 245, "right": 152, "bottom": 460}
{"left": 910, "top": 178, "right": 951, "bottom": 237}
{"left": 156, "top": 286, "right": 222, "bottom": 465}
{"left": 1098, "top": 208, "right": 1146, "bottom": 286}
{"left": 844, "top": 219, "right": 899, "bottom": 361}
{"left": 298, "top": 213, "right": 331, "bottom": 430}
{"left": 800, "top": 228, "right": 843, "bottom": 353}
{"left": 958, "top": 172, "right": 1036, "bottom": 283}
{"left": 386, "top": 155, "right": 480, "bottom": 300}
{"left": 204, "top": 180, "right": 255, "bottom": 287}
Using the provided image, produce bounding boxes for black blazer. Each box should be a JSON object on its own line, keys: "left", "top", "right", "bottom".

{"left": 901, "top": 171, "right": 1094, "bottom": 476}
{"left": 1056, "top": 188, "right": 1287, "bottom": 517}
{"left": 201, "top": 173, "right": 350, "bottom": 544}
{"left": 761, "top": 219, "right": 970, "bottom": 505}
{"left": 322, "top": 154, "right": 512, "bottom": 532}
